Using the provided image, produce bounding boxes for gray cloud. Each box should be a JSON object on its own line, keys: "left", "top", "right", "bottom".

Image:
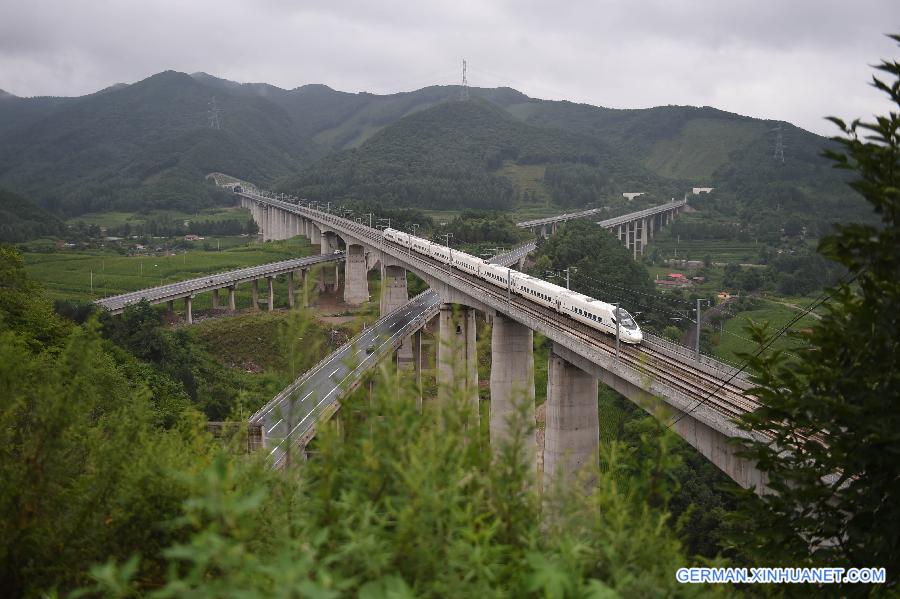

{"left": 0, "top": 0, "right": 897, "bottom": 135}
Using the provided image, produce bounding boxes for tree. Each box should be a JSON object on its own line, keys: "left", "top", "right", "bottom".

{"left": 731, "top": 37, "right": 900, "bottom": 588}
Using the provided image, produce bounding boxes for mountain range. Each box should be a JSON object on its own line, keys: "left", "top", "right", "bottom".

{"left": 0, "top": 70, "right": 863, "bottom": 236}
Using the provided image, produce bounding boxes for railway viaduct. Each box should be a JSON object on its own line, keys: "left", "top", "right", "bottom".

{"left": 235, "top": 190, "right": 767, "bottom": 492}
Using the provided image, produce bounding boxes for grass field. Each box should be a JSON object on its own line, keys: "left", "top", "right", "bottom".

{"left": 710, "top": 299, "right": 818, "bottom": 364}
{"left": 645, "top": 210, "right": 767, "bottom": 264}
{"left": 23, "top": 236, "right": 321, "bottom": 304}
{"left": 66, "top": 206, "right": 252, "bottom": 228}
{"left": 648, "top": 237, "right": 764, "bottom": 264}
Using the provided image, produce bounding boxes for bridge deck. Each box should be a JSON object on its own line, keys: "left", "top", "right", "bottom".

{"left": 95, "top": 253, "right": 343, "bottom": 314}
{"left": 516, "top": 198, "right": 686, "bottom": 229}
{"left": 596, "top": 198, "right": 686, "bottom": 228}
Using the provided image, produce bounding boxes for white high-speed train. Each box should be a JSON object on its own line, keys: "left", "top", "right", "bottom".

{"left": 382, "top": 228, "right": 643, "bottom": 344}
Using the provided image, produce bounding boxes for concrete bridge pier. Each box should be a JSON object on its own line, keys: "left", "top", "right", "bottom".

{"left": 343, "top": 244, "right": 369, "bottom": 305}
{"left": 212, "top": 289, "right": 220, "bottom": 310}
{"left": 412, "top": 329, "right": 423, "bottom": 410}
{"left": 321, "top": 231, "right": 338, "bottom": 255}
{"left": 287, "top": 271, "right": 296, "bottom": 308}
{"left": 301, "top": 269, "right": 309, "bottom": 308}
{"left": 543, "top": 347, "right": 599, "bottom": 488}
{"left": 228, "top": 286, "right": 236, "bottom": 312}
{"left": 437, "top": 304, "right": 479, "bottom": 417}
{"left": 489, "top": 314, "right": 536, "bottom": 463}
{"left": 310, "top": 224, "right": 322, "bottom": 245}
{"left": 251, "top": 279, "right": 260, "bottom": 310}
{"left": 167, "top": 299, "right": 174, "bottom": 314}
{"left": 185, "top": 295, "right": 193, "bottom": 325}
{"left": 267, "top": 276, "right": 275, "bottom": 311}
{"left": 381, "top": 265, "right": 413, "bottom": 367}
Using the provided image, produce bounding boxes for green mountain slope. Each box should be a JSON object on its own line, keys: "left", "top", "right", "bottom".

{"left": 0, "top": 72, "right": 318, "bottom": 215}
{"left": 0, "top": 70, "right": 865, "bottom": 236}
{"left": 0, "top": 188, "right": 65, "bottom": 242}
{"left": 279, "top": 98, "right": 677, "bottom": 211}
{"left": 505, "top": 101, "right": 860, "bottom": 234}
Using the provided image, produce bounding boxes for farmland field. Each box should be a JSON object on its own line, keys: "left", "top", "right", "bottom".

{"left": 710, "top": 299, "right": 819, "bottom": 364}
{"left": 65, "top": 206, "right": 252, "bottom": 228}
{"left": 23, "top": 236, "right": 321, "bottom": 305}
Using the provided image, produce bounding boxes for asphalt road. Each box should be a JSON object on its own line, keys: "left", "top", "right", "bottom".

{"left": 256, "top": 242, "right": 534, "bottom": 467}
{"left": 258, "top": 291, "right": 440, "bottom": 467}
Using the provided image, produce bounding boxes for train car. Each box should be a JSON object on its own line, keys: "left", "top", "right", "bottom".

{"left": 511, "top": 273, "right": 564, "bottom": 312}
{"left": 559, "top": 291, "right": 642, "bottom": 344}
{"left": 450, "top": 251, "right": 485, "bottom": 277}
{"left": 431, "top": 244, "right": 452, "bottom": 264}
{"left": 381, "top": 227, "right": 643, "bottom": 344}
{"left": 409, "top": 234, "right": 433, "bottom": 256}
{"left": 482, "top": 263, "right": 511, "bottom": 290}
{"left": 383, "top": 228, "right": 411, "bottom": 248}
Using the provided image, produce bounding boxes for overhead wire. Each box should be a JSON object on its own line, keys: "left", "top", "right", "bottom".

{"left": 568, "top": 270, "right": 697, "bottom": 306}
{"left": 665, "top": 272, "right": 857, "bottom": 430}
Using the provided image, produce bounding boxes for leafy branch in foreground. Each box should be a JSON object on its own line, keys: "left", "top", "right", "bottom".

{"left": 730, "top": 35, "right": 900, "bottom": 590}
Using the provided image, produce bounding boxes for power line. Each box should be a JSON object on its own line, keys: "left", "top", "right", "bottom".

{"left": 562, "top": 275, "right": 695, "bottom": 322}
{"left": 569, "top": 271, "right": 696, "bottom": 306}
{"left": 665, "top": 273, "right": 856, "bottom": 430}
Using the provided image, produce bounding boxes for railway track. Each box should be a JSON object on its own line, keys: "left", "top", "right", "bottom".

{"left": 248, "top": 198, "right": 760, "bottom": 427}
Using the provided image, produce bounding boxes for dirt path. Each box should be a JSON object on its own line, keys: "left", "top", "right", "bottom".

{"left": 767, "top": 298, "right": 823, "bottom": 320}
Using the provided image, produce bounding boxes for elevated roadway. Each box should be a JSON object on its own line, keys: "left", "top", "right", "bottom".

{"left": 251, "top": 242, "right": 535, "bottom": 468}
{"left": 95, "top": 253, "right": 343, "bottom": 318}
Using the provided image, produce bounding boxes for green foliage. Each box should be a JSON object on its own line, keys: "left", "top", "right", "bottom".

{"left": 0, "top": 188, "right": 65, "bottom": 242}
{"left": 0, "top": 244, "right": 69, "bottom": 350}
{"left": 79, "top": 375, "right": 709, "bottom": 597}
{"left": 442, "top": 210, "right": 534, "bottom": 246}
{"left": 99, "top": 301, "right": 330, "bottom": 421}
{"left": 731, "top": 38, "right": 900, "bottom": 588}
{"left": 0, "top": 317, "right": 212, "bottom": 596}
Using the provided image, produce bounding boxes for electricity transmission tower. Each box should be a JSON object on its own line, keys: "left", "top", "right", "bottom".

{"left": 771, "top": 123, "right": 785, "bottom": 164}
{"left": 208, "top": 97, "right": 222, "bottom": 130}
{"left": 460, "top": 59, "right": 469, "bottom": 101}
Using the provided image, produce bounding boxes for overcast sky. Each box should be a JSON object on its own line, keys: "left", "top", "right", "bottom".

{"left": 0, "top": 0, "right": 897, "bottom": 135}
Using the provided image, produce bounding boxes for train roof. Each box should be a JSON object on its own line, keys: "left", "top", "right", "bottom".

{"left": 563, "top": 290, "right": 612, "bottom": 307}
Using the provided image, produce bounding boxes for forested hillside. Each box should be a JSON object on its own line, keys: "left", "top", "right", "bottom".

{"left": 279, "top": 98, "right": 677, "bottom": 210}
{"left": 505, "top": 101, "right": 861, "bottom": 235}
{"left": 0, "top": 70, "right": 864, "bottom": 237}
{"left": 0, "top": 188, "right": 65, "bottom": 242}
{"left": 0, "top": 72, "right": 318, "bottom": 216}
